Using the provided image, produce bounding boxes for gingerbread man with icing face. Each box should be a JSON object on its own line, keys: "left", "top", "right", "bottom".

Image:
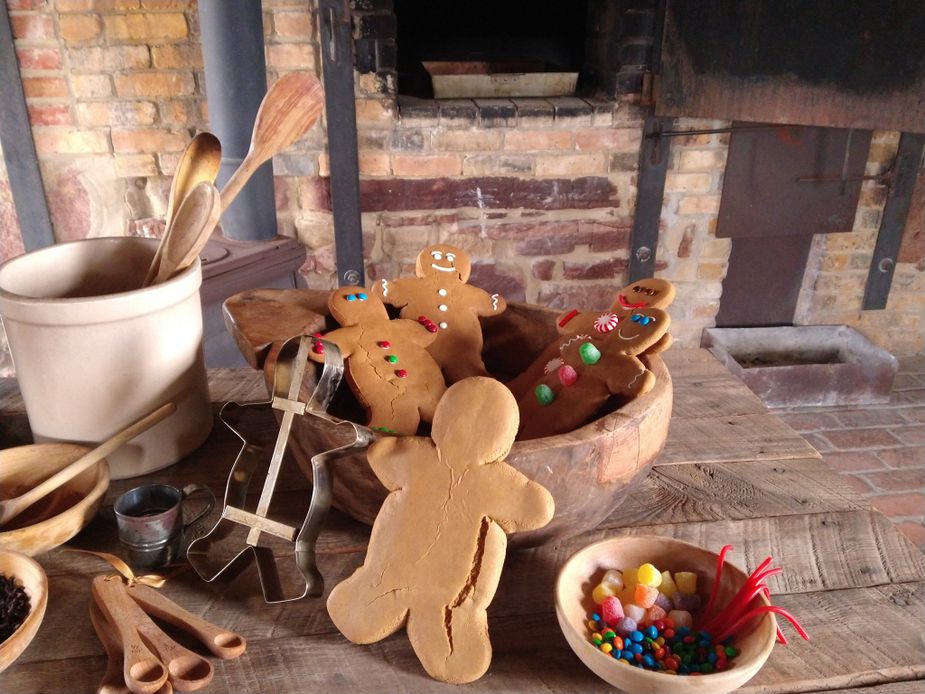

{"left": 515, "top": 306, "right": 671, "bottom": 440}
{"left": 326, "top": 377, "right": 554, "bottom": 683}
{"left": 308, "top": 286, "right": 446, "bottom": 435}
{"left": 508, "top": 278, "right": 676, "bottom": 400}
{"left": 373, "top": 244, "right": 507, "bottom": 384}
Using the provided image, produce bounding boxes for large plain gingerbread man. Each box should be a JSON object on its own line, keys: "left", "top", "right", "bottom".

{"left": 326, "top": 377, "right": 554, "bottom": 683}
{"left": 516, "top": 306, "right": 671, "bottom": 440}
{"left": 308, "top": 286, "right": 446, "bottom": 435}
{"left": 373, "top": 244, "right": 507, "bottom": 384}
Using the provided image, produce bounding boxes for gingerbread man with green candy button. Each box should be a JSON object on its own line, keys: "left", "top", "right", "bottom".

{"left": 507, "top": 277, "right": 675, "bottom": 401}
{"left": 308, "top": 286, "right": 446, "bottom": 435}
{"left": 373, "top": 244, "right": 507, "bottom": 384}
{"left": 515, "top": 305, "right": 671, "bottom": 440}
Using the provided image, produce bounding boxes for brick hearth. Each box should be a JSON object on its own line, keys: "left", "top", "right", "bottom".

{"left": 773, "top": 355, "right": 925, "bottom": 549}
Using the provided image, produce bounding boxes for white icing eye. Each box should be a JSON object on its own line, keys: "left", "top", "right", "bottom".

{"left": 431, "top": 251, "right": 443, "bottom": 260}
{"left": 446, "top": 253, "right": 456, "bottom": 262}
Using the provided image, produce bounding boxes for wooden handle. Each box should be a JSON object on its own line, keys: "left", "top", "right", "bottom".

{"left": 92, "top": 576, "right": 168, "bottom": 694}
{"left": 89, "top": 600, "right": 133, "bottom": 694}
{"left": 0, "top": 403, "right": 176, "bottom": 527}
{"left": 125, "top": 583, "right": 246, "bottom": 660}
{"left": 220, "top": 72, "right": 324, "bottom": 213}
{"left": 152, "top": 183, "right": 221, "bottom": 285}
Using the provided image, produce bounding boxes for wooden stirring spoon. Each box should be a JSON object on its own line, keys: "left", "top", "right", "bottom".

{"left": 144, "top": 133, "right": 221, "bottom": 287}
{"left": 148, "top": 182, "right": 221, "bottom": 286}
{"left": 219, "top": 72, "right": 324, "bottom": 213}
{"left": 0, "top": 403, "right": 176, "bottom": 527}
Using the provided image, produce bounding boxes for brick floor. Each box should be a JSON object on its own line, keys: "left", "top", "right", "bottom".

{"left": 771, "top": 354, "right": 925, "bottom": 551}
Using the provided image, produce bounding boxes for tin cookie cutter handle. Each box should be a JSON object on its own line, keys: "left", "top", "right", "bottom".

{"left": 188, "top": 335, "right": 375, "bottom": 603}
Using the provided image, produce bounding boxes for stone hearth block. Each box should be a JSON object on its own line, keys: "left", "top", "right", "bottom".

{"left": 701, "top": 325, "right": 898, "bottom": 408}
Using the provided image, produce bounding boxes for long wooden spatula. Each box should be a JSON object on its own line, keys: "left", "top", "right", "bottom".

{"left": 219, "top": 72, "right": 324, "bottom": 213}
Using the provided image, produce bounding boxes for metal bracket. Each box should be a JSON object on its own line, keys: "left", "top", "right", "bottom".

{"left": 319, "top": 0, "right": 366, "bottom": 288}
{"left": 628, "top": 116, "right": 674, "bottom": 282}
{"left": 862, "top": 132, "right": 925, "bottom": 311}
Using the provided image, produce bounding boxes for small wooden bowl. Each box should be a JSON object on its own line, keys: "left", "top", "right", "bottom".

{"left": 0, "top": 549, "right": 48, "bottom": 673}
{"left": 0, "top": 443, "right": 110, "bottom": 556}
{"left": 555, "top": 535, "right": 776, "bottom": 694}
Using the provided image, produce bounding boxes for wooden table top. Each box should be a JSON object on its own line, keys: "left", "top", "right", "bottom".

{"left": 2, "top": 348, "right": 923, "bottom": 694}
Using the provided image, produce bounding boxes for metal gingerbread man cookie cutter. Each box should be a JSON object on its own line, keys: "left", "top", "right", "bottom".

{"left": 188, "top": 334, "right": 377, "bottom": 603}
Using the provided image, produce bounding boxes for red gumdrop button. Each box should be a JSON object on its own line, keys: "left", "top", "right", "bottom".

{"left": 395, "top": 369, "right": 408, "bottom": 378}
{"left": 426, "top": 324, "right": 437, "bottom": 333}
{"left": 378, "top": 341, "right": 391, "bottom": 349}
{"left": 558, "top": 364, "right": 579, "bottom": 386}
{"left": 312, "top": 343, "right": 324, "bottom": 354}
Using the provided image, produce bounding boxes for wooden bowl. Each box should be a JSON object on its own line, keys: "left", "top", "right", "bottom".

{"left": 0, "top": 443, "right": 110, "bottom": 556}
{"left": 0, "top": 549, "right": 48, "bottom": 673}
{"left": 223, "top": 290, "right": 673, "bottom": 547}
{"left": 555, "top": 535, "right": 776, "bottom": 694}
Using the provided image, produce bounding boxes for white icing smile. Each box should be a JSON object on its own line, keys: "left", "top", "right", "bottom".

{"left": 617, "top": 328, "right": 639, "bottom": 341}
{"left": 431, "top": 264, "right": 455, "bottom": 272}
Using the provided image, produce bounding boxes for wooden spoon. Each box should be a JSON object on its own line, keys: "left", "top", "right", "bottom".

{"left": 0, "top": 403, "right": 176, "bottom": 527}
{"left": 220, "top": 72, "right": 324, "bottom": 213}
{"left": 124, "top": 582, "right": 246, "bottom": 660}
{"left": 149, "top": 182, "right": 222, "bottom": 286}
{"left": 90, "top": 601, "right": 173, "bottom": 694}
{"left": 92, "top": 576, "right": 170, "bottom": 694}
{"left": 144, "top": 133, "right": 222, "bottom": 287}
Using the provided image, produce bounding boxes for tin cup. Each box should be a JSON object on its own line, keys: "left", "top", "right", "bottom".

{"left": 114, "top": 483, "right": 215, "bottom": 570}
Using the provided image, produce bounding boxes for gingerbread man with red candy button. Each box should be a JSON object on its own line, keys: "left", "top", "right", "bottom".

{"left": 515, "top": 305, "right": 671, "bottom": 440}
{"left": 508, "top": 278, "right": 675, "bottom": 400}
{"left": 373, "top": 244, "right": 507, "bottom": 384}
{"left": 308, "top": 286, "right": 446, "bottom": 435}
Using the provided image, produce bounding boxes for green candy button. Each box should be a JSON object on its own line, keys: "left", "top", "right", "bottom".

{"left": 386, "top": 354, "right": 398, "bottom": 363}
{"left": 579, "top": 342, "right": 602, "bottom": 365}
{"left": 535, "top": 384, "right": 555, "bottom": 406}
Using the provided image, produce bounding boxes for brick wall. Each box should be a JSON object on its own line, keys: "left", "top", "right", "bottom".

{"left": 795, "top": 132, "right": 925, "bottom": 355}
{"left": 0, "top": 0, "right": 922, "bottom": 366}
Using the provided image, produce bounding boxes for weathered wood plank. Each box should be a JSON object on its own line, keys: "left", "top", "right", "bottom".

{"left": 31, "top": 509, "right": 925, "bottom": 622}
{"left": 6, "top": 581, "right": 924, "bottom": 694}
{"left": 797, "top": 680, "right": 925, "bottom": 694}
{"left": 609, "top": 457, "right": 864, "bottom": 527}
{"left": 660, "top": 412, "right": 820, "bottom": 465}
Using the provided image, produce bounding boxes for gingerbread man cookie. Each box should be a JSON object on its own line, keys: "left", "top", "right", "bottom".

{"left": 308, "top": 286, "right": 446, "bottom": 435}
{"left": 508, "top": 278, "right": 676, "bottom": 399}
{"left": 516, "top": 307, "right": 671, "bottom": 440}
{"left": 326, "top": 377, "right": 554, "bottom": 684}
{"left": 373, "top": 244, "right": 507, "bottom": 384}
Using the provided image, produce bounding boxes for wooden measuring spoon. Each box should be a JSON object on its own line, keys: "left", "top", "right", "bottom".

{"left": 0, "top": 403, "right": 176, "bottom": 527}
{"left": 124, "top": 583, "right": 246, "bottom": 660}
{"left": 144, "top": 133, "right": 222, "bottom": 287}
{"left": 92, "top": 576, "right": 169, "bottom": 694}
{"left": 149, "top": 182, "right": 221, "bottom": 286}
{"left": 220, "top": 72, "right": 324, "bottom": 213}
{"left": 90, "top": 601, "right": 173, "bottom": 694}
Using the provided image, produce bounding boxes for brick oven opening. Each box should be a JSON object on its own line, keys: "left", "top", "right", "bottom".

{"left": 394, "top": 0, "right": 591, "bottom": 98}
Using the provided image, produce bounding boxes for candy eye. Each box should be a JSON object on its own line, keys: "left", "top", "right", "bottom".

{"left": 356, "top": 292, "right": 367, "bottom": 301}
{"left": 431, "top": 251, "right": 443, "bottom": 260}
{"left": 633, "top": 285, "right": 641, "bottom": 292}
{"left": 345, "top": 294, "right": 356, "bottom": 302}
{"left": 631, "top": 314, "right": 653, "bottom": 325}
{"left": 446, "top": 253, "right": 456, "bottom": 262}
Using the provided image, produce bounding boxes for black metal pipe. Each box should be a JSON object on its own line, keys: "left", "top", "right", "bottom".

{"left": 0, "top": 1, "right": 55, "bottom": 250}
{"left": 199, "top": 0, "right": 276, "bottom": 241}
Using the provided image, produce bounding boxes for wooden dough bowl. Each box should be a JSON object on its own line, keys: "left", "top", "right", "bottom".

{"left": 224, "top": 288, "right": 673, "bottom": 547}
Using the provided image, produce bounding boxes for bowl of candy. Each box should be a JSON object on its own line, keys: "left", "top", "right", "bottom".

{"left": 0, "top": 549, "right": 48, "bottom": 673}
{"left": 555, "top": 536, "right": 806, "bottom": 694}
